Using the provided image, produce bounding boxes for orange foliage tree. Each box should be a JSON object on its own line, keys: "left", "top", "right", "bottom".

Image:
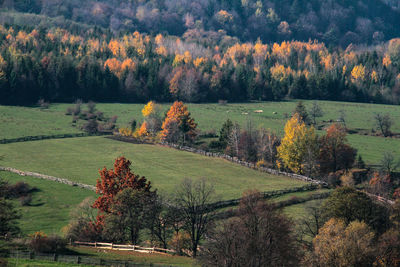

{"left": 92, "top": 157, "right": 152, "bottom": 227}
{"left": 160, "top": 101, "right": 197, "bottom": 144}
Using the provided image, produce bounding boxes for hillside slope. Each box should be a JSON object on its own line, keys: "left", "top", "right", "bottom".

{"left": 1, "top": 0, "right": 400, "bottom": 46}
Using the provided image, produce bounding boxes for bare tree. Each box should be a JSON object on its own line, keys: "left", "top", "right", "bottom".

{"left": 228, "top": 123, "right": 241, "bottom": 157}
{"left": 173, "top": 178, "right": 216, "bottom": 257}
{"left": 380, "top": 151, "right": 399, "bottom": 176}
{"left": 309, "top": 101, "right": 323, "bottom": 125}
{"left": 298, "top": 200, "right": 324, "bottom": 249}
{"left": 257, "top": 128, "right": 280, "bottom": 167}
{"left": 338, "top": 109, "right": 347, "bottom": 128}
{"left": 199, "top": 190, "right": 299, "bottom": 266}
{"left": 374, "top": 113, "right": 393, "bottom": 137}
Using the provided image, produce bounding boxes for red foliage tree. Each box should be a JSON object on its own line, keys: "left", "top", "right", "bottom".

{"left": 92, "top": 157, "right": 152, "bottom": 227}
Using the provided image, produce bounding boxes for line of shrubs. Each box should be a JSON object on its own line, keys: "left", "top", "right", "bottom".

{"left": 0, "top": 133, "right": 92, "bottom": 144}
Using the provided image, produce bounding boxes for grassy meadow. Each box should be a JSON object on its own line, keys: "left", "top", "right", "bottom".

{"left": 1, "top": 171, "right": 96, "bottom": 234}
{"left": 0, "top": 136, "right": 307, "bottom": 200}
{"left": 1, "top": 100, "right": 399, "bottom": 164}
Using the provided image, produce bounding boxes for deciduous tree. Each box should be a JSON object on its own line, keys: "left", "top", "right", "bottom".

{"left": 310, "top": 219, "right": 376, "bottom": 267}
{"left": 93, "top": 157, "right": 152, "bottom": 227}
{"left": 160, "top": 101, "right": 197, "bottom": 144}
{"left": 199, "top": 190, "right": 299, "bottom": 266}
{"left": 173, "top": 178, "right": 215, "bottom": 257}
{"left": 319, "top": 123, "right": 357, "bottom": 175}
{"left": 277, "top": 113, "right": 318, "bottom": 174}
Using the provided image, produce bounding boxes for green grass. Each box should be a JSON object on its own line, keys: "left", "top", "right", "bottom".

{"left": 0, "top": 105, "right": 83, "bottom": 140}
{"left": 1, "top": 100, "right": 400, "bottom": 164}
{"left": 282, "top": 199, "right": 324, "bottom": 222}
{"left": 7, "top": 258, "right": 97, "bottom": 267}
{"left": 0, "top": 136, "right": 307, "bottom": 200}
{"left": 1, "top": 171, "right": 96, "bottom": 234}
{"left": 69, "top": 247, "right": 197, "bottom": 267}
{"left": 271, "top": 189, "right": 332, "bottom": 203}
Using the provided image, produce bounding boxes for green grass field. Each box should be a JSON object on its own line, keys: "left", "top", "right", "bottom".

{"left": 1, "top": 171, "right": 96, "bottom": 234}
{"left": 1, "top": 100, "right": 399, "bottom": 164}
{"left": 7, "top": 258, "right": 97, "bottom": 267}
{"left": 69, "top": 247, "right": 196, "bottom": 267}
{"left": 0, "top": 136, "right": 306, "bottom": 200}
{"left": 0, "top": 105, "right": 83, "bottom": 140}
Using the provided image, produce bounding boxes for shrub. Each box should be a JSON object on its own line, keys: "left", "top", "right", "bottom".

{"left": 37, "top": 99, "right": 50, "bottom": 109}
{"left": 28, "top": 232, "right": 67, "bottom": 253}
{"left": 8, "top": 182, "right": 32, "bottom": 198}
{"left": 208, "top": 140, "right": 221, "bottom": 149}
{"left": 82, "top": 119, "right": 98, "bottom": 134}
{"left": 256, "top": 159, "right": 268, "bottom": 168}
{"left": 19, "top": 195, "right": 32, "bottom": 206}
{"left": 168, "top": 232, "right": 191, "bottom": 255}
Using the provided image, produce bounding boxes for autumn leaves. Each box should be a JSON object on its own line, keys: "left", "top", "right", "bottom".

{"left": 119, "top": 101, "right": 197, "bottom": 144}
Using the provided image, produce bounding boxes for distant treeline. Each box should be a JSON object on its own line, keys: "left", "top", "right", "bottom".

{"left": 0, "top": 24, "right": 400, "bottom": 105}
{"left": 1, "top": 0, "right": 400, "bottom": 46}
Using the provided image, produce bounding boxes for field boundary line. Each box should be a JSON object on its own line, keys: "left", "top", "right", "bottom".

{"left": 0, "top": 167, "right": 95, "bottom": 191}
{"left": 0, "top": 132, "right": 112, "bottom": 144}
{"left": 107, "top": 135, "right": 328, "bottom": 186}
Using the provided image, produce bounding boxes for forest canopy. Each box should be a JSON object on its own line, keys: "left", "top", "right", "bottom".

{"left": 0, "top": 22, "right": 400, "bottom": 105}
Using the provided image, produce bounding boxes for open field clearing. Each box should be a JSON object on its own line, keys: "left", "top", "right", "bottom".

{"left": 0, "top": 136, "right": 307, "bottom": 199}
{"left": 1, "top": 100, "right": 399, "bottom": 164}
{"left": 1, "top": 171, "right": 96, "bottom": 234}
{"left": 0, "top": 105, "right": 83, "bottom": 140}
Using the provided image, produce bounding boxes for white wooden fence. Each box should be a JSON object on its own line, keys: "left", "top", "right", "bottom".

{"left": 74, "top": 241, "right": 176, "bottom": 254}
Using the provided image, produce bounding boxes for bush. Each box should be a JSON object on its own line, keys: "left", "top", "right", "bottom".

{"left": 28, "top": 232, "right": 67, "bottom": 253}
{"left": 8, "top": 182, "right": 32, "bottom": 198}
{"left": 168, "top": 232, "right": 191, "bottom": 256}
{"left": 82, "top": 119, "right": 98, "bottom": 134}
{"left": 19, "top": 195, "right": 32, "bottom": 206}
{"left": 37, "top": 99, "right": 50, "bottom": 109}
{"left": 256, "top": 159, "right": 268, "bottom": 168}
{"left": 208, "top": 140, "right": 221, "bottom": 149}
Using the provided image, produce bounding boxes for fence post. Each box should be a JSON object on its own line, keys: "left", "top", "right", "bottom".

{"left": 77, "top": 256, "right": 81, "bottom": 264}
{"left": 29, "top": 252, "right": 34, "bottom": 259}
{"left": 95, "top": 242, "right": 97, "bottom": 248}
{"left": 53, "top": 253, "right": 57, "bottom": 261}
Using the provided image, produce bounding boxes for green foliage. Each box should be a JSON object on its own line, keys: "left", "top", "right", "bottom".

{"left": 0, "top": 197, "right": 20, "bottom": 237}
{"left": 321, "top": 187, "right": 389, "bottom": 233}
{"left": 218, "top": 119, "right": 233, "bottom": 149}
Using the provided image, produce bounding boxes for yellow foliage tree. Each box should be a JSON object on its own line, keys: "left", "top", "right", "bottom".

{"left": 351, "top": 64, "right": 366, "bottom": 82}
{"left": 277, "top": 114, "right": 317, "bottom": 174}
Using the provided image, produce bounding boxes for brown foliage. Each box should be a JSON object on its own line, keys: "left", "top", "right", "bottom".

{"left": 199, "top": 190, "right": 299, "bottom": 266}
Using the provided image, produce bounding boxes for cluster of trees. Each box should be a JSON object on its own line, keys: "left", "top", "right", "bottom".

{"left": 214, "top": 103, "right": 356, "bottom": 181}
{"left": 65, "top": 101, "right": 118, "bottom": 134}
{"left": 62, "top": 156, "right": 400, "bottom": 266}
{"left": 2, "top": 0, "right": 400, "bottom": 46}
{"left": 119, "top": 101, "right": 197, "bottom": 144}
{"left": 65, "top": 156, "right": 216, "bottom": 257}
{"left": 1, "top": 24, "right": 400, "bottom": 105}
{"left": 201, "top": 186, "right": 400, "bottom": 267}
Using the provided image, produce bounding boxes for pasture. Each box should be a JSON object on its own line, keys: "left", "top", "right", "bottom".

{"left": 1, "top": 100, "right": 399, "bottom": 164}
{"left": 0, "top": 136, "right": 307, "bottom": 200}
{"left": 1, "top": 171, "right": 96, "bottom": 234}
